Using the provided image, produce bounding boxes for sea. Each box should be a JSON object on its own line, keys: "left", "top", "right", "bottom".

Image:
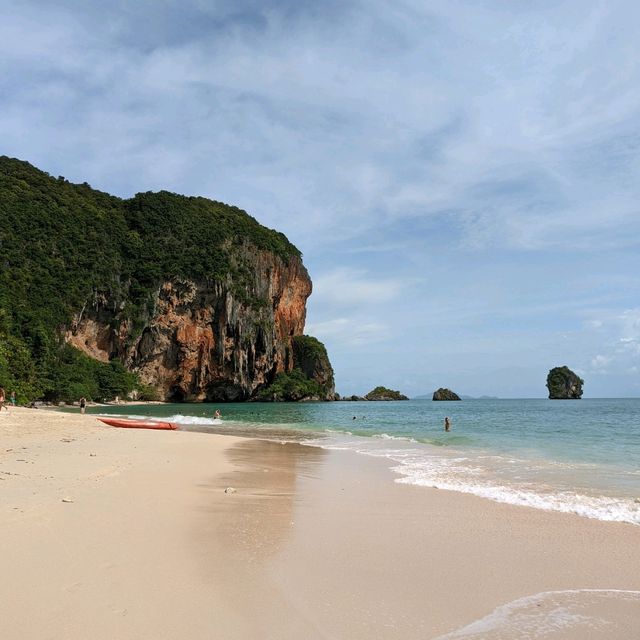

{"left": 92, "top": 397, "right": 640, "bottom": 527}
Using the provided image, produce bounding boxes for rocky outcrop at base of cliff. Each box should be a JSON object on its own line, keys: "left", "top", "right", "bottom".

{"left": 546, "top": 366, "right": 584, "bottom": 399}
{"left": 253, "top": 335, "right": 335, "bottom": 401}
{"left": 364, "top": 386, "right": 409, "bottom": 401}
{"left": 291, "top": 336, "right": 335, "bottom": 400}
{"left": 432, "top": 388, "right": 461, "bottom": 401}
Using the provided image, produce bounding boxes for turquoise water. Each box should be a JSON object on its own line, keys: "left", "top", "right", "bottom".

{"left": 91, "top": 398, "right": 640, "bottom": 525}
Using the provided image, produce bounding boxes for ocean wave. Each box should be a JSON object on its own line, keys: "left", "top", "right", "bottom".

{"left": 165, "top": 414, "right": 222, "bottom": 425}
{"left": 302, "top": 435, "right": 640, "bottom": 525}
{"left": 433, "top": 589, "right": 640, "bottom": 639}
{"left": 393, "top": 464, "right": 640, "bottom": 525}
{"left": 372, "top": 433, "right": 418, "bottom": 443}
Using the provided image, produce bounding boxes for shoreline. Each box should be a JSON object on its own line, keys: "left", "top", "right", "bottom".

{"left": 79, "top": 398, "right": 640, "bottom": 528}
{"left": 218, "top": 439, "right": 640, "bottom": 638}
{"left": 1, "top": 407, "right": 639, "bottom": 638}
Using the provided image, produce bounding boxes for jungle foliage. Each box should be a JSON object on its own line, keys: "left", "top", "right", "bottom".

{"left": 254, "top": 368, "right": 325, "bottom": 402}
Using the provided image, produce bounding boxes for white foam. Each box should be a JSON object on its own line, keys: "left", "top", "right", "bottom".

{"left": 165, "top": 414, "right": 222, "bottom": 425}
{"left": 392, "top": 462, "right": 640, "bottom": 525}
{"left": 433, "top": 589, "right": 640, "bottom": 639}
{"left": 302, "top": 434, "right": 640, "bottom": 526}
{"left": 373, "top": 433, "right": 418, "bottom": 443}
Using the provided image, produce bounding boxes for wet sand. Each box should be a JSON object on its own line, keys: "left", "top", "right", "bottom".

{"left": 1, "top": 407, "right": 639, "bottom": 638}
{"left": 215, "top": 439, "right": 640, "bottom": 639}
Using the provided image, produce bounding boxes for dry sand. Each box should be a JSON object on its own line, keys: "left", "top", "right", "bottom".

{"left": 1, "top": 407, "right": 639, "bottom": 639}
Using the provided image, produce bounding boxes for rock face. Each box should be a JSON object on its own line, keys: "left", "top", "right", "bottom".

{"left": 432, "top": 388, "right": 461, "bottom": 401}
{"left": 364, "top": 386, "right": 409, "bottom": 401}
{"left": 291, "top": 336, "right": 335, "bottom": 400}
{"left": 546, "top": 366, "right": 583, "bottom": 399}
{"left": 67, "top": 246, "right": 317, "bottom": 401}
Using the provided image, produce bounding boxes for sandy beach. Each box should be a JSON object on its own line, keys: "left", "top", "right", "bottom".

{"left": 1, "top": 407, "right": 639, "bottom": 639}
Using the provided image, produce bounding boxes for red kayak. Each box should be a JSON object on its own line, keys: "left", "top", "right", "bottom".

{"left": 98, "top": 417, "right": 178, "bottom": 430}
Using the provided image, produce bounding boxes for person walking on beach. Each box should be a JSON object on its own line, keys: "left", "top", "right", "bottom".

{"left": 10, "top": 391, "right": 16, "bottom": 406}
{"left": 444, "top": 416, "right": 451, "bottom": 432}
{"left": 0, "top": 388, "right": 7, "bottom": 411}
{"left": 79, "top": 397, "right": 87, "bottom": 414}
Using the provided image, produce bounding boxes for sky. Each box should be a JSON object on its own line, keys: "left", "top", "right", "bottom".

{"left": 1, "top": 0, "right": 639, "bottom": 397}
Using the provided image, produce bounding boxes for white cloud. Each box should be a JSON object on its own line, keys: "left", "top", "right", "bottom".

{"left": 581, "top": 308, "right": 640, "bottom": 378}
{"left": 590, "top": 355, "right": 611, "bottom": 371}
{"left": 311, "top": 268, "right": 408, "bottom": 308}
{"left": 4, "top": 1, "right": 640, "bottom": 251}
{"left": 306, "top": 317, "right": 388, "bottom": 348}
{"left": 3, "top": 0, "right": 640, "bottom": 395}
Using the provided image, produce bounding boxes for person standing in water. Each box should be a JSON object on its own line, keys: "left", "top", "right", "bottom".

{"left": 214, "top": 409, "right": 222, "bottom": 420}
{"left": 444, "top": 416, "right": 451, "bottom": 432}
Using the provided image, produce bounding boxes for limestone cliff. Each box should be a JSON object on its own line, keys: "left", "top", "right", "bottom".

{"left": 0, "top": 156, "right": 333, "bottom": 402}
{"left": 67, "top": 245, "right": 313, "bottom": 401}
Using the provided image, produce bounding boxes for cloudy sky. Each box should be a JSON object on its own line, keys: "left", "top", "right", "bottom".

{"left": 2, "top": 0, "right": 639, "bottom": 397}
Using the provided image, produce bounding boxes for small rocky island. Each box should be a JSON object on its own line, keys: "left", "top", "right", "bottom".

{"left": 432, "top": 388, "right": 461, "bottom": 401}
{"left": 364, "top": 386, "right": 409, "bottom": 401}
{"left": 546, "top": 366, "right": 584, "bottom": 399}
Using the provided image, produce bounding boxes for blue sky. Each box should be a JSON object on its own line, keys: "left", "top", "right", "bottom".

{"left": 2, "top": 0, "right": 639, "bottom": 397}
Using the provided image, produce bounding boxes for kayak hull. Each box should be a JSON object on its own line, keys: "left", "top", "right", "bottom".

{"left": 98, "top": 417, "right": 178, "bottom": 430}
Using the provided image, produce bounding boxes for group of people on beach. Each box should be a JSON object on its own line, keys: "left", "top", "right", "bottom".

{"left": 0, "top": 388, "right": 16, "bottom": 411}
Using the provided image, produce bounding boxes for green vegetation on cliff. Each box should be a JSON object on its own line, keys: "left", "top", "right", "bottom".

{"left": 292, "top": 335, "right": 327, "bottom": 362}
{"left": 0, "top": 156, "right": 302, "bottom": 402}
{"left": 255, "top": 336, "right": 335, "bottom": 402}
{"left": 292, "top": 335, "right": 335, "bottom": 395}
{"left": 255, "top": 369, "right": 326, "bottom": 402}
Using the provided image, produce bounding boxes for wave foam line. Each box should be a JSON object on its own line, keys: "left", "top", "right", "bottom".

{"left": 301, "top": 438, "right": 640, "bottom": 525}
{"left": 393, "top": 467, "right": 640, "bottom": 525}
{"left": 433, "top": 589, "right": 640, "bottom": 639}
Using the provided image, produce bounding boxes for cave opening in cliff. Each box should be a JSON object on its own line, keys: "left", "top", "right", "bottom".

{"left": 168, "top": 386, "right": 186, "bottom": 402}
{"left": 205, "top": 383, "right": 246, "bottom": 402}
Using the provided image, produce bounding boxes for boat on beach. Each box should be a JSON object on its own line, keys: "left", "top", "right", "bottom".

{"left": 98, "top": 417, "right": 178, "bottom": 430}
